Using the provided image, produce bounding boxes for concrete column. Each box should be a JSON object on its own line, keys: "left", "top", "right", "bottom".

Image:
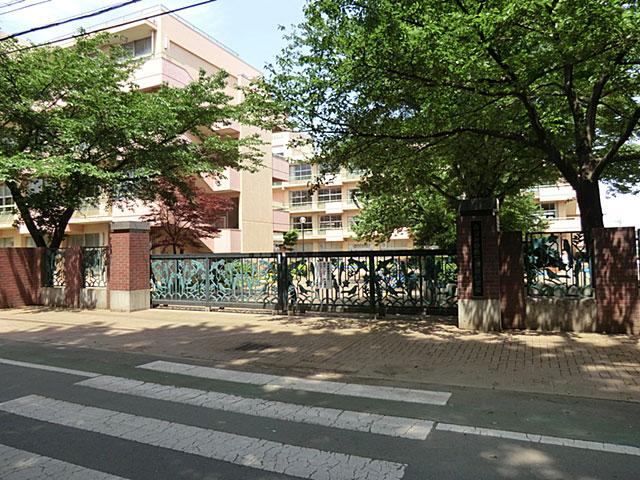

{"left": 593, "top": 227, "right": 640, "bottom": 334}
{"left": 109, "top": 221, "right": 150, "bottom": 312}
{"left": 498, "top": 231, "right": 526, "bottom": 329}
{"left": 457, "top": 198, "right": 501, "bottom": 331}
{"left": 63, "top": 246, "right": 83, "bottom": 309}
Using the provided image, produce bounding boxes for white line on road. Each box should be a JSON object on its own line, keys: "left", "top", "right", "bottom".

{"left": 137, "top": 360, "right": 452, "bottom": 406}
{"left": 436, "top": 423, "right": 640, "bottom": 456}
{"left": 0, "top": 442, "right": 127, "bottom": 480}
{"left": 0, "top": 395, "right": 407, "bottom": 480}
{"left": 77, "top": 375, "right": 433, "bottom": 440}
{"left": 0, "top": 357, "right": 100, "bottom": 378}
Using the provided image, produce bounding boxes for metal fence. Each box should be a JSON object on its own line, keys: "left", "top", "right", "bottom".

{"left": 43, "top": 247, "right": 109, "bottom": 288}
{"left": 44, "top": 249, "right": 65, "bottom": 287}
{"left": 150, "top": 249, "right": 458, "bottom": 315}
{"left": 524, "top": 232, "right": 593, "bottom": 297}
{"left": 82, "top": 247, "right": 109, "bottom": 287}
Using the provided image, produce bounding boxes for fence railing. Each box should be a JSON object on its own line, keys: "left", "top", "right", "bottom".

{"left": 44, "top": 249, "right": 65, "bottom": 287}
{"left": 82, "top": 247, "right": 109, "bottom": 287}
{"left": 150, "top": 249, "right": 458, "bottom": 315}
{"left": 44, "top": 247, "right": 109, "bottom": 288}
{"left": 524, "top": 231, "right": 593, "bottom": 298}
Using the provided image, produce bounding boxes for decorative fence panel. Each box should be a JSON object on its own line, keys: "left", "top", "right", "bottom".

{"left": 524, "top": 232, "right": 593, "bottom": 298}
{"left": 43, "top": 247, "right": 109, "bottom": 288}
{"left": 44, "top": 249, "right": 65, "bottom": 287}
{"left": 150, "top": 250, "right": 458, "bottom": 315}
{"left": 150, "top": 253, "right": 280, "bottom": 308}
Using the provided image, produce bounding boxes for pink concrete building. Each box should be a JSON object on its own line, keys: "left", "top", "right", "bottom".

{"left": 0, "top": 6, "right": 275, "bottom": 253}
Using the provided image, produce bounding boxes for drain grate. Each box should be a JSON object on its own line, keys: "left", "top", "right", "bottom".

{"left": 234, "top": 342, "right": 273, "bottom": 352}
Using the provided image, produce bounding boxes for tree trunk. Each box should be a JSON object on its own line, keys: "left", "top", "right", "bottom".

{"left": 574, "top": 178, "right": 604, "bottom": 234}
{"left": 48, "top": 207, "right": 76, "bottom": 250}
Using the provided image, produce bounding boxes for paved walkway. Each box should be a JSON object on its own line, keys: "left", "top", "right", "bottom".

{"left": 0, "top": 307, "right": 638, "bottom": 402}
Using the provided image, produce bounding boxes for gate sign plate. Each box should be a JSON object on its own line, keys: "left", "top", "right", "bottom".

{"left": 315, "top": 261, "right": 333, "bottom": 289}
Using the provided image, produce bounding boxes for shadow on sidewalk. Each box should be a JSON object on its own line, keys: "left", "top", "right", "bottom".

{"left": 0, "top": 307, "right": 639, "bottom": 401}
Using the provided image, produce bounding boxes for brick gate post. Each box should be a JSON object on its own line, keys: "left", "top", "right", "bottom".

{"left": 592, "top": 227, "right": 640, "bottom": 334}
{"left": 109, "top": 221, "right": 150, "bottom": 312}
{"left": 63, "top": 246, "right": 83, "bottom": 309}
{"left": 457, "top": 198, "right": 501, "bottom": 331}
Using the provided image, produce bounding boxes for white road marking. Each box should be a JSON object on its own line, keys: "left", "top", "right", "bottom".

{"left": 0, "top": 395, "right": 407, "bottom": 480}
{"left": 436, "top": 423, "right": 640, "bottom": 456}
{"left": 0, "top": 442, "right": 127, "bottom": 479}
{"left": 0, "top": 357, "right": 99, "bottom": 378}
{"left": 137, "top": 360, "right": 452, "bottom": 406}
{"left": 77, "top": 375, "right": 433, "bottom": 440}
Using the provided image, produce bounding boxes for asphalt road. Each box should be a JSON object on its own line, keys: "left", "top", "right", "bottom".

{"left": 0, "top": 339, "right": 638, "bottom": 479}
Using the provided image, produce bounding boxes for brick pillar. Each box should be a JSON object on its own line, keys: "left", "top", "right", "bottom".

{"left": 457, "top": 198, "right": 501, "bottom": 331}
{"left": 63, "top": 246, "right": 83, "bottom": 309}
{"left": 593, "top": 227, "right": 640, "bottom": 334}
{"left": 109, "top": 221, "right": 150, "bottom": 312}
{"left": 498, "top": 231, "right": 526, "bottom": 329}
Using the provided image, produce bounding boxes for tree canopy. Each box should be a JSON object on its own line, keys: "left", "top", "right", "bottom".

{"left": 267, "top": 0, "right": 640, "bottom": 233}
{"left": 0, "top": 35, "right": 269, "bottom": 248}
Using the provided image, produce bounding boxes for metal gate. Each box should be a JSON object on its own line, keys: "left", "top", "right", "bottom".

{"left": 150, "top": 249, "right": 457, "bottom": 315}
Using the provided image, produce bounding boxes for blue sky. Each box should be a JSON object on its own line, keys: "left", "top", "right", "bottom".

{"left": 0, "top": 0, "right": 307, "bottom": 70}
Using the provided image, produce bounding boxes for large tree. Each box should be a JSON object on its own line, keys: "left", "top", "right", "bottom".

{"left": 0, "top": 35, "right": 268, "bottom": 248}
{"left": 267, "top": 0, "right": 640, "bottom": 232}
{"left": 141, "top": 179, "right": 233, "bottom": 254}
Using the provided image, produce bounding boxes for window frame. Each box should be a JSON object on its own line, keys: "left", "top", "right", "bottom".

{"left": 0, "top": 184, "right": 15, "bottom": 214}
{"left": 319, "top": 214, "right": 342, "bottom": 231}
{"left": 317, "top": 187, "right": 342, "bottom": 204}
{"left": 540, "top": 202, "right": 557, "bottom": 219}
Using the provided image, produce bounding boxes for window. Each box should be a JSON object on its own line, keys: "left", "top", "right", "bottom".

{"left": 290, "top": 164, "right": 312, "bottom": 181}
{"left": 214, "top": 214, "right": 228, "bottom": 229}
{"left": 122, "top": 36, "right": 152, "bottom": 58}
{"left": 347, "top": 216, "right": 359, "bottom": 230}
{"left": 540, "top": 202, "right": 557, "bottom": 219}
{"left": 319, "top": 214, "right": 342, "bottom": 231}
{"left": 67, "top": 233, "right": 103, "bottom": 247}
{"left": 0, "top": 184, "right": 14, "bottom": 213}
{"left": 318, "top": 187, "right": 342, "bottom": 204}
{"left": 291, "top": 216, "right": 312, "bottom": 232}
{"left": 290, "top": 190, "right": 312, "bottom": 206}
{"left": 0, "top": 238, "right": 14, "bottom": 247}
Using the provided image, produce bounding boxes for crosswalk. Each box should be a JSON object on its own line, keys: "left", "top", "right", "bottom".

{"left": 1, "top": 356, "right": 639, "bottom": 480}
{"left": 0, "top": 443, "right": 127, "bottom": 480}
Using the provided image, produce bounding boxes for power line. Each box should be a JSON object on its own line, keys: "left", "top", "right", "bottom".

{"left": 0, "top": 0, "right": 144, "bottom": 42}
{"left": 4, "top": 0, "right": 219, "bottom": 54}
{"left": 0, "top": 0, "right": 28, "bottom": 9}
{"left": 0, "top": 0, "right": 51, "bottom": 16}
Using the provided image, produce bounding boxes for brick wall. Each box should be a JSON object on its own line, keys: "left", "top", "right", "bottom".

{"left": 109, "top": 230, "right": 149, "bottom": 292}
{"left": 0, "top": 248, "right": 44, "bottom": 308}
{"left": 498, "top": 231, "right": 526, "bottom": 329}
{"left": 593, "top": 227, "right": 640, "bottom": 335}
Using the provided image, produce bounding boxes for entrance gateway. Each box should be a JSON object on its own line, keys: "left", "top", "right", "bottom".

{"left": 150, "top": 249, "right": 458, "bottom": 316}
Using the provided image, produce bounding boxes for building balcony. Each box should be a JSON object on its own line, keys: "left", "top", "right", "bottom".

{"left": 71, "top": 202, "right": 112, "bottom": 222}
{"left": 531, "top": 184, "right": 576, "bottom": 202}
{"left": 276, "top": 200, "right": 360, "bottom": 213}
{"left": 0, "top": 212, "right": 15, "bottom": 227}
{"left": 545, "top": 216, "right": 582, "bottom": 232}
{"left": 272, "top": 155, "right": 289, "bottom": 183}
{"left": 200, "top": 228, "right": 242, "bottom": 253}
{"left": 202, "top": 168, "right": 241, "bottom": 193}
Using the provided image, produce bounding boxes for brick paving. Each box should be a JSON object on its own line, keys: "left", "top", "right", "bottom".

{"left": 0, "top": 308, "right": 638, "bottom": 402}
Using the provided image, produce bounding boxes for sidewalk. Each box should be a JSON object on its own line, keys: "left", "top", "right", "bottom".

{"left": 0, "top": 307, "right": 638, "bottom": 402}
